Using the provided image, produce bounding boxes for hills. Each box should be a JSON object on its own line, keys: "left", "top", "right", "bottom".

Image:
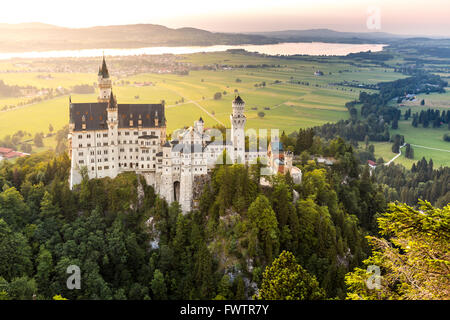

{"left": 0, "top": 23, "right": 275, "bottom": 53}
{"left": 248, "top": 28, "right": 411, "bottom": 44}
{"left": 0, "top": 23, "right": 428, "bottom": 53}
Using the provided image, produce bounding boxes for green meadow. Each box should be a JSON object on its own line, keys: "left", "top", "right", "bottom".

{"left": 370, "top": 90, "right": 450, "bottom": 168}
{"left": 0, "top": 51, "right": 407, "bottom": 153}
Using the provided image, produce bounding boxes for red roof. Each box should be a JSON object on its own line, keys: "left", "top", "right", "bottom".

{"left": 0, "top": 148, "right": 28, "bottom": 159}
{"left": 0, "top": 147, "right": 13, "bottom": 154}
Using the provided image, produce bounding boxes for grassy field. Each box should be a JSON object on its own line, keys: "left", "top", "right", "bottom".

{"left": 371, "top": 121, "right": 450, "bottom": 168}
{"left": 374, "top": 89, "right": 450, "bottom": 168}
{"left": 0, "top": 51, "right": 406, "bottom": 153}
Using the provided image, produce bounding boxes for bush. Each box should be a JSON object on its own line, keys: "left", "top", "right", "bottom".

{"left": 444, "top": 133, "right": 450, "bottom": 142}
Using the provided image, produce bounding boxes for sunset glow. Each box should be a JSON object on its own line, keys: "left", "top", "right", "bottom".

{"left": 0, "top": 0, "right": 448, "bottom": 36}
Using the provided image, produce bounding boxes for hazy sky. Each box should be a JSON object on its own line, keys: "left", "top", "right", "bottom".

{"left": 0, "top": 0, "right": 449, "bottom": 36}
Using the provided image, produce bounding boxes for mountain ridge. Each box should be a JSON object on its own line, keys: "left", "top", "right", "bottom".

{"left": 0, "top": 23, "right": 433, "bottom": 53}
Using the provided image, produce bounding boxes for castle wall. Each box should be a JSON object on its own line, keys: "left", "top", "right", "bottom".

{"left": 69, "top": 59, "right": 300, "bottom": 214}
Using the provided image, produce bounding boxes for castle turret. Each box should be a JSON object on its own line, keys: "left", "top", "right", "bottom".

{"left": 230, "top": 95, "right": 246, "bottom": 163}
{"left": 194, "top": 117, "right": 204, "bottom": 135}
{"left": 106, "top": 91, "right": 119, "bottom": 178}
{"left": 98, "top": 55, "right": 112, "bottom": 102}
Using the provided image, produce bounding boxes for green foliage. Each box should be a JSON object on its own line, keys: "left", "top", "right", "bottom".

{"left": 0, "top": 219, "right": 32, "bottom": 281}
{"left": 346, "top": 201, "right": 450, "bottom": 300}
{"left": 151, "top": 269, "right": 167, "bottom": 300}
{"left": 256, "top": 251, "right": 324, "bottom": 300}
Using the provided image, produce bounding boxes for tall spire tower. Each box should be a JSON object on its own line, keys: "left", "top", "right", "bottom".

{"left": 98, "top": 54, "right": 112, "bottom": 103}
{"left": 230, "top": 95, "right": 246, "bottom": 163}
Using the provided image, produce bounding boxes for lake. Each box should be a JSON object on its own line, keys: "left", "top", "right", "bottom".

{"left": 0, "top": 42, "right": 386, "bottom": 60}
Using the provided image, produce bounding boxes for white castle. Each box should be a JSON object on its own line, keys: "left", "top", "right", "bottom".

{"left": 69, "top": 57, "right": 301, "bottom": 212}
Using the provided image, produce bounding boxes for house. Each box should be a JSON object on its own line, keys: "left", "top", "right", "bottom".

{"left": 0, "top": 147, "right": 29, "bottom": 160}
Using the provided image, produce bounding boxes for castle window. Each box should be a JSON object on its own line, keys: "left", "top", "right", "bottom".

{"left": 103, "top": 133, "right": 108, "bottom": 137}
{"left": 87, "top": 134, "right": 91, "bottom": 138}
{"left": 78, "top": 160, "right": 84, "bottom": 164}
{"left": 125, "top": 132, "right": 129, "bottom": 136}
{"left": 98, "top": 167, "right": 102, "bottom": 170}
{"left": 129, "top": 120, "right": 133, "bottom": 126}
{"left": 78, "top": 152, "right": 83, "bottom": 156}
{"left": 104, "top": 166, "right": 109, "bottom": 170}
{"left": 78, "top": 144, "right": 83, "bottom": 148}
{"left": 134, "top": 131, "right": 138, "bottom": 135}
{"left": 91, "top": 167, "right": 94, "bottom": 171}
{"left": 78, "top": 134, "right": 82, "bottom": 139}
{"left": 87, "top": 143, "right": 91, "bottom": 147}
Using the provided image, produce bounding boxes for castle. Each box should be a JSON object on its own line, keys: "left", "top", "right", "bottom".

{"left": 69, "top": 57, "right": 301, "bottom": 212}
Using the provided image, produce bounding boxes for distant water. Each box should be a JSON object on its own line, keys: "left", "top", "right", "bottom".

{"left": 0, "top": 42, "right": 385, "bottom": 60}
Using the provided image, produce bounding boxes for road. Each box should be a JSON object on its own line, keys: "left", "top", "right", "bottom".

{"left": 384, "top": 143, "right": 406, "bottom": 166}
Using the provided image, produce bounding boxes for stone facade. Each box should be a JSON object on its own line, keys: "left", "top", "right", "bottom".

{"left": 69, "top": 58, "right": 300, "bottom": 212}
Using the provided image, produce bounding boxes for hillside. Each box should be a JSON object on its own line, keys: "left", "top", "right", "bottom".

{"left": 0, "top": 23, "right": 277, "bottom": 53}
{"left": 248, "top": 28, "right": 413, "bottom": 44}
{"left": 0, "top": 23, "right": 424, "bottom": 53}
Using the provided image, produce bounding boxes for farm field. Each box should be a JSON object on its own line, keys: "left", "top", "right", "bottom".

{"left": 374, "top": 89, "right": 450, "bottom": 168}
{"left": 370, "top": 121, "right": 450, "bottom": 168}
{"left": 0, "top": 51, "right": 405, "bottom": 153}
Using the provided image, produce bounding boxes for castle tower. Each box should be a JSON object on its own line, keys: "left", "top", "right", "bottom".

{"left": 160, "top": 141, "right": 174, "bottom": 203}
{"left": 107, "top": 92, "right": 119, "bottom": 178}
{"left": 230, "top": 95, "right": 246, "bottom": 163}
{"left": 194, "top": 117, "right": 204, "bottom": 135}
{"left": 98, "top": 55, "right": 112, "bottom": 103}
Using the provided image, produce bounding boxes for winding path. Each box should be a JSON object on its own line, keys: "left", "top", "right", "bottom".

{"left": 409, "top": 144, "right": 450, "bottom": 153}
{"left": 384, "top": 143, "right": 406, "bottom": 166}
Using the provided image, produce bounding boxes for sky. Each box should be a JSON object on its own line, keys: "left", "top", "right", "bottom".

{"left": 0, "top": 0, "right": 448, "bottom": 36}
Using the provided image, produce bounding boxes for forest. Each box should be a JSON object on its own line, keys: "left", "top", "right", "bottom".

{"left": 1, "top": 125, "right": 447, "bottom": 300}
{"left": 0, "top": 134, "right": 386, "bottom": 300}
{"left": 313, "top": 72, "right": 448, "bottom": 146}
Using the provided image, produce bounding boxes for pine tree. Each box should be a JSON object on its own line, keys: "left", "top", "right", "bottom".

{"left": 256, "top": 251, "right": 324, "bottom": 300}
